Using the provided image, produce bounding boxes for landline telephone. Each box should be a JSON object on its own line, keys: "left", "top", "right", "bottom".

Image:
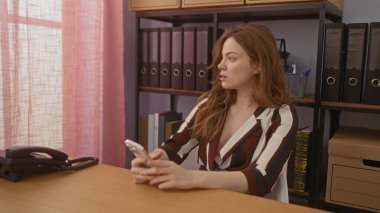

{"left": 0, "top": 146, "right": 98, "bottom": 182}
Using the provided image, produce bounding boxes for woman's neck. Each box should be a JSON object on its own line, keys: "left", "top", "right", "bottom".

{"left": 234, "top": 89, "right": 257, "bottom": 109}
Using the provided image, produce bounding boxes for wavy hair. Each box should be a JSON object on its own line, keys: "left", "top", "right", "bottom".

{"left": 191, "top": 23, "right": 290, "bottom": 140}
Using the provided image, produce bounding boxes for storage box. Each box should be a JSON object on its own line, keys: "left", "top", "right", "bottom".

{"left": 325, "top": 127, "right": 380, "bottom": 212}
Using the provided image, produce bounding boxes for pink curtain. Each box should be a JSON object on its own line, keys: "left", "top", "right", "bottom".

{"left": 0, "top": 0, "right": 125, "bottom": 167}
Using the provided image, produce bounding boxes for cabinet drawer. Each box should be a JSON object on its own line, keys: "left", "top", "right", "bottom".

{"left": 129, "top": 0, "right": 181, "bottom": 11}
{"left": 245, "top": 0, "right": 343, "bottom": 11}
{"left": 182, "top": 0, "right": 244, "bottom": 8}
{"left": 329, "top": 165, "right": 380, "bottom": 211}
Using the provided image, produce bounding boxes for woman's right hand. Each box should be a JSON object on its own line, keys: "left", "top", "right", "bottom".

{"left": 131, "top": 149, "right": 168, "bottom": 184}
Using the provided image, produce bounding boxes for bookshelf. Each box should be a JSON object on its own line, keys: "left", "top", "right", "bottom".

{"left": 124, "top": 0, "right": 343, "bottom": 209}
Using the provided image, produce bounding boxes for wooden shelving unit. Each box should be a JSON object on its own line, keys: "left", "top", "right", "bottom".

{"left": 124, "top": 0, "right": 344, "bottom": 209}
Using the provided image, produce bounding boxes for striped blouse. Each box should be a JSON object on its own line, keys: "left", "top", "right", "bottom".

{"left": 160, "top": 98, "right": 298, "bottom": 197}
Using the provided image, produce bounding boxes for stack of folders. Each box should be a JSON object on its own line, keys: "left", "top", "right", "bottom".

{"left": 139, "top": 27, "right": 213, "bottom": 92}
{"left": 288, "top": 127, "right": 312, "bottom": 193}
{"left": 321, "top": 22, "right": 380, "bottom": 105}
{"left": 138, "top": 111, "right": 183, "bottom": 153}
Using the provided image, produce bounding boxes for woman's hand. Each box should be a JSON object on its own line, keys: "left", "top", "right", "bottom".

{"left": 142, "top": 160, "right": 197, "bottom": 190}
{"left": 130, "top": 149, "right": 168, "bottom": 184}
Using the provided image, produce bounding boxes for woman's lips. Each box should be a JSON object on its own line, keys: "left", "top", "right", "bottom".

{"left": 220, "top": 74, "right": 227, "bottom": 81}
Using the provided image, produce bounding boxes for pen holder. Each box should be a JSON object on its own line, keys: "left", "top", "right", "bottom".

{"left": 286, "top": 73, "right": 309, "bottom": 99}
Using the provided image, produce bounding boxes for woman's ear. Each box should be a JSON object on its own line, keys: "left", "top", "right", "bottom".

{"left": 252, "top": 63, "right": 261, "bottom": 75}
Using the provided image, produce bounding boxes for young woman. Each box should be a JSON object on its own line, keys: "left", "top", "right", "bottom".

{"left": 131, "top": 23, "right": 298, "bottom": 202}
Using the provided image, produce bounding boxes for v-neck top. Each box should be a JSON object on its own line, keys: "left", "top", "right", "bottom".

{"left": 160, "top": 98, "right": 298, "bottom": 197}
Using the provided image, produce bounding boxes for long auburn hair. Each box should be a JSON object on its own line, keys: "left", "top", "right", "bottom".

{"left": 191, "top": 23, "right": 290, "bottom": 140}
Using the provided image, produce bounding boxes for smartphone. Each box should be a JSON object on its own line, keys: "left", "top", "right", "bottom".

{"left": 125, "top": 139, "right": 151, "bottom": 160}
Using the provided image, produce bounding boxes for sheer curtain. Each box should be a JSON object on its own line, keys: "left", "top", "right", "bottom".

{"left": 0, "top": 0, "right": 125, "bottom": 167}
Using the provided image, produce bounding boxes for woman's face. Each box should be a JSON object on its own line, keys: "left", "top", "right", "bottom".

{"left": 217, "top": 37, "right": 259, "bottom": 91}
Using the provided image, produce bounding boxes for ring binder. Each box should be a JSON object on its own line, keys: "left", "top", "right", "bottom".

{"left": 183, "top": 27, "right": 196, "bottom": 90}
{"left": 342, "top": 23, "right": 368, "bottom": 103}
{"left": 171, "top": 27, "right": 183, "bottom": 89}
{"left": 363, "top": 22, "right": 380, "bottom": 105}
{"left": 321, "top": 23, "right": 346, "bottom": 102}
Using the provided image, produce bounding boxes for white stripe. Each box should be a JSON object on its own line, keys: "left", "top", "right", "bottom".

{"left": 206, "top": 142, "right": 210, "bottom": 170}
{"left": 220, "top": 155, "right": 232, "bottom": 170}
{"left": 250, "top": 108, "right": 275, "bottom": 164}
{"left": 220, "top": 115, "right": 257, "bottom": 159}
{"left": 177, "top": 98, "right": 208, "bottom": 133}
{"left": 177, "top": 138, "right": 199, "bottom": 159}
{"left": 256, "top": 105, "right": 293, "bottom": 175}
{"left": 198, "top": 157, "right": 205, "bottom": 166}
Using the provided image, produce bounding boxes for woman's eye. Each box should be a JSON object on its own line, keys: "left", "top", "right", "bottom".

{"left": 228, "top": 57, "right": 236, "bottom": 62}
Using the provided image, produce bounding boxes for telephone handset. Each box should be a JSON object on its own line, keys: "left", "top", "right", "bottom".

{"left": 0, "top": 146, "right": 98, "bottom": 182}
{"left": 6, "top": 146, "right": 68, "bottom": 161}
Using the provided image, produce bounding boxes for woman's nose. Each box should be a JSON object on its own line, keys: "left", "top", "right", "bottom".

{"left": 218, "top": 59, "right": 225, "bottom": 70}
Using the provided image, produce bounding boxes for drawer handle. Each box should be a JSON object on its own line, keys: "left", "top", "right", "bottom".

{"left": 363, "top": 159, "right": 380, "bottom": 168}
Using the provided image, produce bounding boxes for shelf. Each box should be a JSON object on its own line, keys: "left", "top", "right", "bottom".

{"left": 140, "top": 86, "right": 203, "bottom": 96}
{"left": 321, "top": 101, "right": 380, "bottom": 114}
{"left": 141, "top": 87, "right": 316, "bottom": 106}
{"left": 293, "top": 94, "right": 314, "bottom": 107}
{"left": 136, "top": 2, "right": 342, "bottom": 23}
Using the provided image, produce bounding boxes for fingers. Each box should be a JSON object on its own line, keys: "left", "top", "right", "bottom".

{"left": 149, "top": 174, "right": 172, "bottom": 185}
{"left": 133, "top": 173, "right": 154, "bottom": 184}
{"left": 150, "top": 175, "right": 182, "bottom": 190}
{"left": 131, "top": 157, "right": 148, "bottom": 167}
{"left": 146, "top": 159, "right": 173, "bottom": 168}
{"left": 149, "top": 149, "right": 165, "bottom": 160}
{"left": 141, "top": 164, "right": 171, "bottom": 176}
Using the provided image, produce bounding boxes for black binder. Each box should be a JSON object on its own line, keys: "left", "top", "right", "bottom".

{"left": 159, "top": 28, "right": 171, "bottom": 88}
{"left": 139, "top": 29, "right": 149, "bottom": 86}
{"left": 196, "top": 27, "right": 212, "bottom": 91}
{"left": 183, "top": 27, "right": 196, "bottom": 90}
{"left": 342, "top": 23, "right": 368, "bottom": 103}
{"left": 171, "top": 27, "right": 183, "bottom": 89}
{"left": 363, "top": 22, "right": 380, "bottom": 105}
{"left": 321, "top": 23, "right": 346, "bottom": 102}
{"left": 149, "top": 28, "right": 160, "bottom": 87}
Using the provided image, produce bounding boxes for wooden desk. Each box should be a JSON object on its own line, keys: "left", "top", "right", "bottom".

{"left": 0, "top": 164, "right": 326, "bottom": 213}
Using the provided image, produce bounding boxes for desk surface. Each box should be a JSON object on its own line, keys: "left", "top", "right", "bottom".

{"left": 0, "top": 164, "right": 326, "bottom": 213}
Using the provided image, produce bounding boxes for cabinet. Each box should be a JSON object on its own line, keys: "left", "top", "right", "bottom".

{"left": 315, "top": 102, "right": 380, "bottom": 211}
{"left": 129, "top": 0, "right": 181, "bottom": 11}
{"left": 124, "top": 0, "right": 343, "bottom": 209}
{"left": 182, "top": 0, "right": 244, "bottom": 8}
{"left": 245, "top": 0, "right": 343, "bottom": 11}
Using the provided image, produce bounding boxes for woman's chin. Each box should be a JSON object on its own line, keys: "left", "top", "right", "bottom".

{"left": 221, "top": 83, "right": 233, "bottom": 90}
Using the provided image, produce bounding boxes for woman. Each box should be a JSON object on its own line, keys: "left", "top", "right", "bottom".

{"left": 131, "top": 23, "right": 298, "bottom": 202}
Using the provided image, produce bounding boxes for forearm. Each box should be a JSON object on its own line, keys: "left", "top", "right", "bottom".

{"left": 192, "top": 170, "right": 249, "bottom": 194}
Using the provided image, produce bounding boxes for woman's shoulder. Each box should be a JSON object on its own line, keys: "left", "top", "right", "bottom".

{"left": 278, "top": 104, "right": 298, "bottom": 123}
{"left": 258, "top": 104, "right": 297, "bottom": 121}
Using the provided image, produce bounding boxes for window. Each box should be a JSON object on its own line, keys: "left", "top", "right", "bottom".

{"left": 0, "top": 0, "right": 63, "bottom": 149}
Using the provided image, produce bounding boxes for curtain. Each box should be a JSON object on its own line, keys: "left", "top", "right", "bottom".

{"left": 0, "top": 0, "right": 125, "bottom": 167}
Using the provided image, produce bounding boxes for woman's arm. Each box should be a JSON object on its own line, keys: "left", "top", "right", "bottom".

{"left": 143, "top": 159, "right": 249, "bottom": 193}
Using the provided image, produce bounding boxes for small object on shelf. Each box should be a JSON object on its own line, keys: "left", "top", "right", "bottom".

{"left": 286, "top": 67, "right": 310, "bottom": 99}
{"left": 288, "top": 127, "right": 312, "bottom": 193}
{"left": 276, "top": 38, "right": 290, "bottom": 69}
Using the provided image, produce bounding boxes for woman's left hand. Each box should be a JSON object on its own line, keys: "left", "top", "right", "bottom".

{"left": 141, "top": 160, "right": 197, "bottom": 190}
